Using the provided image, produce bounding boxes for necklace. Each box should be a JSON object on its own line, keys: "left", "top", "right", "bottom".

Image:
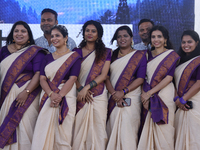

{"left": 55, "top": 48, "right": 70, "bottom": 56}
{"left": 85, "top": 45, "right": 95, "bottom": 54}
{"left": 119, "top": 48, "right": 133, "bottom": 57}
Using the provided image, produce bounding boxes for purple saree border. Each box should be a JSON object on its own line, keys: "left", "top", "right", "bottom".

{"left": 107, "top": 50, "right": 146, "bottom": 120}
{"left": 0, "top": 86, "right": 41, "bottom": 148}
{"left": 142, "top": 51, "right": 180, "bottom": 124}
{"left": 0, "top": 45, "right": 44, "bottom": 108}
{"left": 150, "top": 51, "right": 180, "bottom": 87}
{"left": 178, "top": 56, "right": 200, "bottom": 97}
{"left": 39, "top": 52, "right": 81, "bottom": 124}
{"left": 76, "top": 49, "right": 111, "bottom": 113}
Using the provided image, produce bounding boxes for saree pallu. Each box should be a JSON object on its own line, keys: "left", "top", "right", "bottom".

{"left": 106, "top": 51, "right": 145, "bottom": 150}
{"left": 0, "top": 46, "right": 44, "bottom": 150}
{"left": 72, "top": 50, "right": 110, "bottom": 150}
{"left": 174, "top": 56, "right": 200, "bottom": 150}
{"left": 31, "top": 52, "right": 80, "bottom": 150}
{"left": 138, "top": 50, "right": 179, "bottom": 150}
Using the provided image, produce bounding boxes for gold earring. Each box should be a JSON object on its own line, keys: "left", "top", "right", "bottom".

{"left": 13, "top": 40, "right": 15, "bottom": 43}
{"left": 131, "top": 40, "right": 134, "bottom": 47}
{"left": 27, "top": 41, "right": 30, "bottom": 43}
{"left": 164, "top": 41, "right": 167, "bottom": 47}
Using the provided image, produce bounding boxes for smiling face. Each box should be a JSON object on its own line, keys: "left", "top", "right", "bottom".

{"left": 151, "top": 30, "right": 166, "bottom": 49}
{"left": 41, "top": 12, "right": 58, "bottom": 34}
{"left": 84, "top": 24, "right": 98, "bottom": 42}
{"left": 181, "top": 35, "right": 198, "bottom": 54}
{"left": 51, "top": 29, "right": 68, "bottom": 48}
{"left": 13, "top": 25, "right": 29, "bottom": 45}
{"left": 117, "top": 29, "right": 133, "bottom": 49}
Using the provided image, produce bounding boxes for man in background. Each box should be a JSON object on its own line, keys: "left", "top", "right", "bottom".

{"left": 35, "top": 8, "right": 76, "bottom": 52}
{"left": 134, "top": 19, "right": 154, "bottom": 50}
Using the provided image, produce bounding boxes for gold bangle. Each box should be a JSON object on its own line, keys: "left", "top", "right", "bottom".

{"left": 48, "top": 91, "right": 53, "bottom": 97}
{"left": 147, "top": 91, "right": 151, "bottom": 97}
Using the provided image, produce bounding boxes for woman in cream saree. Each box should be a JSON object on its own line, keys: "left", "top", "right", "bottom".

{"left": 174, "top": 30, "right": 200, "bottom": 150}
{"left": 31, "top": 25, "right": 81, "bottom": 150}
{"left": 138, "top": 26, "right": 180, "bottom": 150}
{"left": 72, "top": 20, "right": 111, "bottom": 150}
{"left": 0, "top": 21, "right": 46, "bottom": 150}
{"left": 106, "top": 26, "right": 147, "bottom": 150}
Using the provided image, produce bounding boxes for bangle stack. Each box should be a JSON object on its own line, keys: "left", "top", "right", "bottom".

{"left": 179, "top": 97, "right": 186, "bottom": 104}
{"left": 48, "top": 91, "right": 53, "bottom": 97}
{"left": 89, "top": 80, "right": 97, "bottom": 89}
{"left": 173, "top": 96, "right": 179, "bottom": 102}
{"left": 122, "top": 87, "right": 129, "bottom": 95}
{"left": 173, "top": 96, "right": 186, "bottom": 104}
{"left": 77, "top": 86, "right": 84, "bottom": 92}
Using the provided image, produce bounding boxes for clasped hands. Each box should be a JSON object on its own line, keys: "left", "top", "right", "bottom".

{"left": 112, "top": 91, "right": 127, "bottom": 107}
{"left": 77, "top": 87, "right": 93, "bottom": 103}
{"left": 50, "top": 92, "right": 63, "bottom": 108}
{"left": 141, "top": 91, "right": 152, "bottom": 110}
{"left": 175, "top": 98, "right": 189, "bottom": 111}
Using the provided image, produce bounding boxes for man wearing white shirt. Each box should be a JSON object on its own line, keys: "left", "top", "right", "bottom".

{"left": 134, "top": 19, "right": 154, "bottom": 50}
{"left": 35, "top": 8, "right": 76, "bottom": 52}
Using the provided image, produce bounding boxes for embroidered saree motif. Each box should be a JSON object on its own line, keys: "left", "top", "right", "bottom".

{"left": 143, "top": 51, "right": 180, "bottom": 124}
{"left": 76, "top": 49, "right": 111, "bottom": 113}
{"left": 39, "top": 52, "right": 80, "bottom": 124}
{"left": 107, "top": 50, "right": 146, "bottom": 119}
{"left": 178, "top": 56, "right": 200, "bottom": 97}
{"left": 0, "top": 45, "right": 44, "bottom": 108}
{"left": 0, "top": 45, "right": 45, "bottom": 148}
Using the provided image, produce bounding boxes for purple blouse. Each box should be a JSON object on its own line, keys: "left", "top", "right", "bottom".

{"left": 73, "top": 48, "right": 111, "bottom": 61}
{"left": 40, "top": 53, "right": 81, "bottom": 80}
{"left": 0, "top": 46, "right": 45, "bottom": 73}
{"left": 148, "top": 50, "right": 176, "bottom": 76}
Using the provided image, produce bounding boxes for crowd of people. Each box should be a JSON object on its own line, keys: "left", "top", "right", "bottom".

{"left": 0, "top": 8, "right": 199, "bottom": 150}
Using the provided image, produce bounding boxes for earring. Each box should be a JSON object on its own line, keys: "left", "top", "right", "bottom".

{"left": 13, "top": 40, "right": 15, "bottom": 43}
{"left": 131, "top": 40, "right": 134, "bottom": 47}
{"left": 27, "top": 41, "right": 30, "bottom": 43}
{"left": 116, "top": 44, "right": 119, "bottom": 47}
{"left": 151, "top": 43, "right": 154, "bottom": 47}
{"left": 96, "top": 38, "right": 99, "bottom": 43}
{"left": 164, "top": 41, "right": 167, "bottom": 47}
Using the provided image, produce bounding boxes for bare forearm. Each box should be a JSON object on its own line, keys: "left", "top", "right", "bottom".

{"left": 183, "top": 80, "right": 200, "bottom": 101}
{"left": 84, "top": 61, "right": 110, "bottom": 91}
{"left": 25, "top": 71, "right": 40, "bottom": 92}
{"left": 105, "top": 77, "right": 115, "bottom": 94}
{"left": 127, "top": 78, "right": 144, "bottom": 92}
{"left": 148, "top": 75, "right": 173, "bottom": 95}
{"left": 40, "top": 75, "right": 52, "bottom": 95}
{"left": 59, "top": 76, "right": 77, "bottom": 97}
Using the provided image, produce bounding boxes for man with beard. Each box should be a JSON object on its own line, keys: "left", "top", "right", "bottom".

{"left": 134, "top": 19, "right": 154, "bottom": 50}
{"left": 35, "top": 8, "right": 76, "bottom": 53}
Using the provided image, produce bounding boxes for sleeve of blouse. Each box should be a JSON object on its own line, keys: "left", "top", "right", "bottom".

{"left": 196, "top": 66, "right": 200, "bottom": 80}
{"left": 40, "top": 55, "right": 48, "bottom": 76}
{"left": 167, "top": 63, "right": 176, "bottom": 76}
{"left": 106, "top": 49, "right": 112, "bottom": 61}
{"left": 69, "top": 58, "right": 81, "bottom": 77}
{"left": 135, "top": 55, "right": 147, "bottom": 79}
{"left": 32, "top": 51, "right": 46, "bottom": 73}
